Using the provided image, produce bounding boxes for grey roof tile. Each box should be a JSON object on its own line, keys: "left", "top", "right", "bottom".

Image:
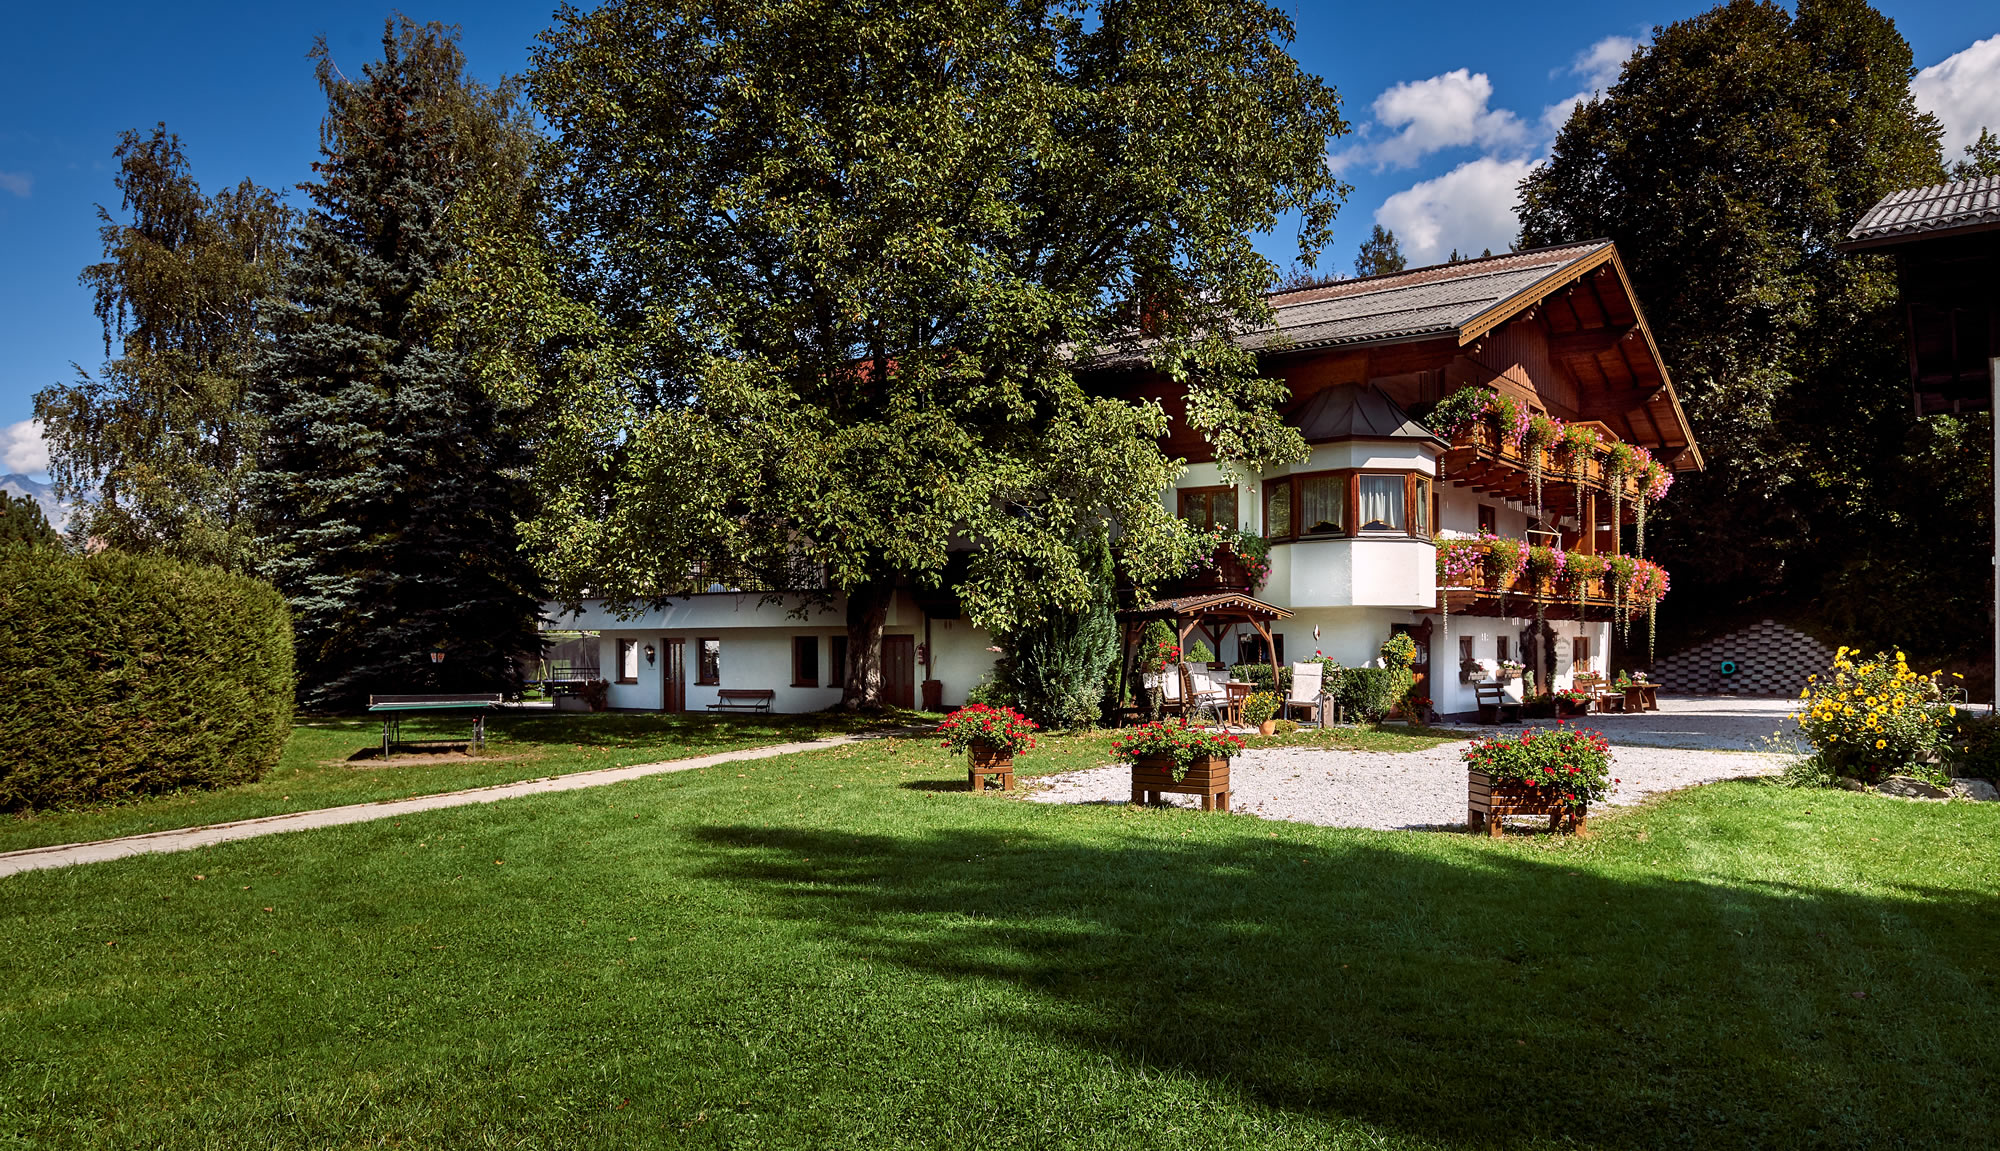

{"left": 1845, "top": 176, "right": 2000, "bottom": 247}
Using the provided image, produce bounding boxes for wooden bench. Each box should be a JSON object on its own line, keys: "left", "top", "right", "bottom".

{"left": 707, "top": 688, "right": 776, "bottom": 713}
{"left": 1474, "top": 681, "right": 1521, "bottom": 725}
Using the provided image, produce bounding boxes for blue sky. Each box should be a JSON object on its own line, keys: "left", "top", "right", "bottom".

{"left": 3, "top": 1, "right": 1997, "bottom": 478}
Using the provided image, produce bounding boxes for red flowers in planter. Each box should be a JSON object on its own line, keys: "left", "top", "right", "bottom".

{"left": 1462, "top": 725, "right": 1613, "bottom": 811}
{"left": 937, "top": 704, "right": 1038, "bottom": 756}
{"left": 1113, "top": 718, "right": 1244, "bottom": 781}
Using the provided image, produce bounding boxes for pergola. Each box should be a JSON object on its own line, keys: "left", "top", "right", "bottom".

{"left": 1116, "top": 591, "right": 1293, "bottom": 720}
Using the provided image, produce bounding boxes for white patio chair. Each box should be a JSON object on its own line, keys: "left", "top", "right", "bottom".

{"left": 1179, "top": 664, "right": 1225, "bottom": 728}
{"left": 1286, "top": 663, "right": 1324, "bottom": 725}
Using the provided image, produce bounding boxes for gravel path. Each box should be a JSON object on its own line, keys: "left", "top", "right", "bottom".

{"left": 1023, "top": 739, "right": 1785, "bottom": 830}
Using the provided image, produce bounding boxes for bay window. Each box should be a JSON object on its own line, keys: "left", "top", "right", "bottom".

{"left": 1262, "top": 468, "right": 1434, "bottom": 542}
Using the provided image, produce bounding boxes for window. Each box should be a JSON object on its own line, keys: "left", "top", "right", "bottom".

{"left": 792, "top": 636, "right": 819, "bottom": 687}
{"left": 1299, "top": 474, "right": 1346, "bottom": 535}
{"left": 829, "top": 635, "right": 849, "bottom": 688}
{"left": 1177, "top": 486, "right": 1238, "bottom": 531}
{"left": 1496, "top": 636, "right": 1510, "bottom": 663}
{"left": 1478, "top": 504, "right": 1497, "bottom": 534}
{"left": 1572, "top": 636, "right": 1591, "bottom": 673}
{"left": 616, "top": 639, "right": 639, "bottom": 684}
{"left": 1413, "top": 477, "right": 1432, "bottom": 537}
{"left": 1264, "top": 480, "right": 1292, "bottom": 539}
{"left": 1357, "top": 475, "right": 1404, "bottom": 532}
{"left": 1459, "top": 636, "right": 1474, "bottom": 664}
{"left": 697, "top": 638, "right": 721, "bottom": 685}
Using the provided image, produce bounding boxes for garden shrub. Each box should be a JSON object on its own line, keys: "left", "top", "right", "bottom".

{"left": 0, "top": 550, "right": 294, "bottom": 811}
{"left": 1336, "top": 667, "right": 1413, "bottom": 722}
{"left": 1794, "top": 646, "right": 1955, "bottom": 786}
{"left": 1229, "top": 662, "right": 1293, "bottom": 696}
{"left": 997, "top": 534, "right": 1118, "bottom": 730}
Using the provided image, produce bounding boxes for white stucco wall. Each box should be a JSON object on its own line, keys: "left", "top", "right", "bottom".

{"left": 551, "top": 591, "right": 1000, "bottom": 713}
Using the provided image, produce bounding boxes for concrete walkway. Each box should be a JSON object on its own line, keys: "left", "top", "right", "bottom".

{"left": 0, "top": 732, "right": 885, "bottom": 879}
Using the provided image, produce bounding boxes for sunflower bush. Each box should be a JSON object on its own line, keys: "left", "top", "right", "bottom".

{"left": 1793, "top": 647, "right": 1956, "bottom": 786}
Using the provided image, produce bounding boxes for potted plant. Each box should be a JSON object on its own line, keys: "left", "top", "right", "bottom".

{"left": 1497, "top": 659, "right": 1525, "bottom": 681}
{"left": 1554, "top": 688, "right": 1593, "bottom": 717}
{"left": 1241, "top": 691, "right": 1280, "bottom": 735}
{"left": 1458, "top": 657, "right": 1486, "bottom": 684}
{"left": 937, "top": 704, "right": 1038, "bottom": 771}
{"left": 1521, "top": 691, "right": 1557, "bottom": 719}
{"left": 1113, "top": 718, "right": 1244, "bottom": 811}
{"left": 1463, "top": 723, "right": 1613, "bottom": 835}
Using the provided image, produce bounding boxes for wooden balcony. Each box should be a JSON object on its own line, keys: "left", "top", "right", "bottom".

{"left": 1438, "top": 577, "right": 1624, "bottom": 621}
{"left": 1440, "top": 417, "right": 1642, "bottom": 521}
{"left": 1157, "top": 544, "right": 1258, "bottom": 597}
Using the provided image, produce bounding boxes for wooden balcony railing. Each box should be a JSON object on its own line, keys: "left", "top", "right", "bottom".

{"left": 1440, "top": 417, "right": 1643, "bottom": 519}
{"left": 1435, "top": 538, "right": 1668, "bottom": 622}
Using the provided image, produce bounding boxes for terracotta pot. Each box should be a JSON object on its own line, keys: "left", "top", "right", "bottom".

{"left": 968, "top": 744, "right": 1016, "bottom": 770}
{"left": 1258, "top": 720, "right": 1278, "bottom": 736}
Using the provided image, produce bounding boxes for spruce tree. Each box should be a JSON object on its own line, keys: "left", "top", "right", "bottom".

{"left": 251, "top": 20, "right": 543, "bottom": 709}
{"left": 1353, "top": 225, "right": 1407, "bottom": 277}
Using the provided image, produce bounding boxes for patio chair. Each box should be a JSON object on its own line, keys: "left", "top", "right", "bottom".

{"left": 1285, "top": 663, "right": 1323, "bottom": 725}
{"left": 1180, "top": 664, "right": 1226, "bottom": 728}
{"left": 1575, "top": 672, "right": 1625, "bottom": 714}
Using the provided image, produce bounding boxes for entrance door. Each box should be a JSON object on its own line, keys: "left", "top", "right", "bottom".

{"left": 1391, "top": 620, "right": 1433, "bottom": 706}
{"left": 882, "top": 635, "right": 916, "bottom": 710}
{"left": 660, "top": 638, "right": 685, "bottom": 712}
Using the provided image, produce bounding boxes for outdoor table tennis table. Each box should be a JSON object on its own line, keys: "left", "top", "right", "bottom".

{"left": 365, "top": 694, "right": 505, "bottom": 757}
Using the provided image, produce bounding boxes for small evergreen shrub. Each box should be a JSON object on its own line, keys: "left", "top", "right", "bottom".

{"left": 1229, "top": 662, "right": 1294, "bottom": 696}
{"left": 1336, "top": 667, "right": 1414, "bottom": 722}
{"left": 0, "top": 550, "right": 294, "bottom": 810}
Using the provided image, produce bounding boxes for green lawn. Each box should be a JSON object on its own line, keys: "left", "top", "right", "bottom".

{"left": 0, "top": 710, "right": 906, "bottom": 855}
{"left": 3, "top": 723, "right": 1995, "bottom": 1148}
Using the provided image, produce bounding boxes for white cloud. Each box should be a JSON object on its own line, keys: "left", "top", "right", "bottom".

{"left": 1540, "top": 35, "right": 1644, "bottom": 139}
{"left": 1334, "top": 69, "right": 1527, "bottom": 172}
{"left": 0, "top": 170, "right": 29, "bottom": 198}
{"left": 1, "top": 419, "right": 50, "bottom": 474}
{"left": 1376, "top": 156, "right": 1542, "bottom": 266}
{"left": 1914, "top": 34, "right": 2000, "bottom": 156}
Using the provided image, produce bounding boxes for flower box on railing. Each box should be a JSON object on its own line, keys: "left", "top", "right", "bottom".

{"left": 1169, "top": 544, "right": 1254, "bottom": 593}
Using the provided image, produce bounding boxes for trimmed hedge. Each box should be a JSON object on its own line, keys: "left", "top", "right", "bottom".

{"left": 1335, "top": 667, "right": 1414, "bottom": 723}
{"left": 0, "top": 550, "right": 294, "bottom": 811}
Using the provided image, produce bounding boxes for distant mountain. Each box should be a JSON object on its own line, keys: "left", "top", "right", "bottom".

{"left": 0, "top": 474, "right": 68, "bottom": 532}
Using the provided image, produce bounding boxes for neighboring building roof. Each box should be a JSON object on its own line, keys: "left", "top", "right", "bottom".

{"left": 1842, "top": 176, "right": 2000, "bottom": 250}
{"left": 1287, "top": 383, "right": 1447, "bottom": 448}
{"left": 1252, "top": 242, "right": 1611, "bottom": 351}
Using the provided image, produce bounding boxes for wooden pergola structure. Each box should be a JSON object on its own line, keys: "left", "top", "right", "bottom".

{"left": 1116, "top": 592, "right": 1293, "bottom": 722}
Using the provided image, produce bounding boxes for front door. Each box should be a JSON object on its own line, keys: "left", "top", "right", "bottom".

{"left": 660, "top": 638, "right": 685, "bottom": 712}
{"left": 1392, "top": 620, "right": 1433, "bottom": 707}
{"left": 882, "top": 635, "right": 916, "bottom": 710}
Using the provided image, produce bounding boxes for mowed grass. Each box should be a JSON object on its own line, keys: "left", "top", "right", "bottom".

{"left": 0, "top": 710, "right": 907, "bottom": 855}
{"left": 3, "top": 726, "right": 1996, "bottom": 1148}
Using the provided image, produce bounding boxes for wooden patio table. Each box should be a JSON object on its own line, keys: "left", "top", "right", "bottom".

{"left": 1224, "top": 681, "right": 1254, "bottom": 726}
{"left": 1624, "top": 683, "right": 1659, "bottom": 712}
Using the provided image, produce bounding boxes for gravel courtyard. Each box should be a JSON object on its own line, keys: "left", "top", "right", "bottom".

{"left": 1024, "top": 696, "right": 1797, "bottom": 830}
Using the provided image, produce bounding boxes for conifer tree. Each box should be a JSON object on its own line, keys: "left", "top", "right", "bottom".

{"left": 1353, "top": 225, "right": 1407, "bottom": 277}
{"left": 251, "top": 20, "right": 543, "bottom": 709}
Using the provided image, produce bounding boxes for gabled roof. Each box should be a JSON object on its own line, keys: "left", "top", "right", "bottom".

{"left": 1842, "top": 176, "right": 2000, "bottom": 250}
{"left": 1253, "top": 242, "right": 1611, "bottom": 351}
{"left": 1287, "top": 383, "right": 1446, "bottom": 448}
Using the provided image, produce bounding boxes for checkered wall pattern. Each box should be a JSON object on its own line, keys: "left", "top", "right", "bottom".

{"left": 1652, "top": 619, "right": 1833, "bottom": 697}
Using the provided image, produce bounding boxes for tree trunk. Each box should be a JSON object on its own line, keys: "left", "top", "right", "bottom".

{"left": 841, "top": 580, "right": 893, "bottom": 710}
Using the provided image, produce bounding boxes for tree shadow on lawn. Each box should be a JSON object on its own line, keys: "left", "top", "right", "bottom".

{"left": 688, "top": 820, "right": 1999, "bottom": 1149}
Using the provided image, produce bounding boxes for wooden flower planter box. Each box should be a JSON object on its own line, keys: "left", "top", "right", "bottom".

{"left": 1131, "top": 754, "right": 1232, "bottom": 812}
{"left": 1163, "top": 545, "right": 1254, "bottom": 595}
{"left": 1468, "top": 770, "right": 1586, "bottom": 836}
{"left": 1556, "top": 698, "right": 1591, "bottom": 718}
{"left": 967, "top": 744, "right": 1016, "bottom": 792}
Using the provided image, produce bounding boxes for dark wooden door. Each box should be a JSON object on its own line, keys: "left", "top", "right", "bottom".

{"left": 882, "top": 635, "right": 915, "bottom": 709}
{"left": 660, "top": 638, "right": 686, "bottom": 712}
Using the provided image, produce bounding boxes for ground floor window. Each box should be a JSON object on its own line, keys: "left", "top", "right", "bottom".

{"left": 793, "top": 635, "right": 819, "bottom": 687}
{"left": 1496, "top": 635, "right": 1509, "bottom": 663}
{"left": 616, "top": 638, "right": 639, "bottom": 683}
{"left": 697, "top": 638, "right": 721, "bottom": 685}
{"left": 1573, "top": 636, "right": 1591, "bottom": 674}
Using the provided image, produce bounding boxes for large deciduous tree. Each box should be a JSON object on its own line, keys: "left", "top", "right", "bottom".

{"left": 250, "top": 20, "right": 545, "bottom": 709}
{"left": 34, "top": 128, "right": 291, "bottom": 570}
{"left": 1517, "top": 0, "right": 1958, "bottom": 660}
{"left": 528, "top": 0, "right": 1347, "bottom": 707}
